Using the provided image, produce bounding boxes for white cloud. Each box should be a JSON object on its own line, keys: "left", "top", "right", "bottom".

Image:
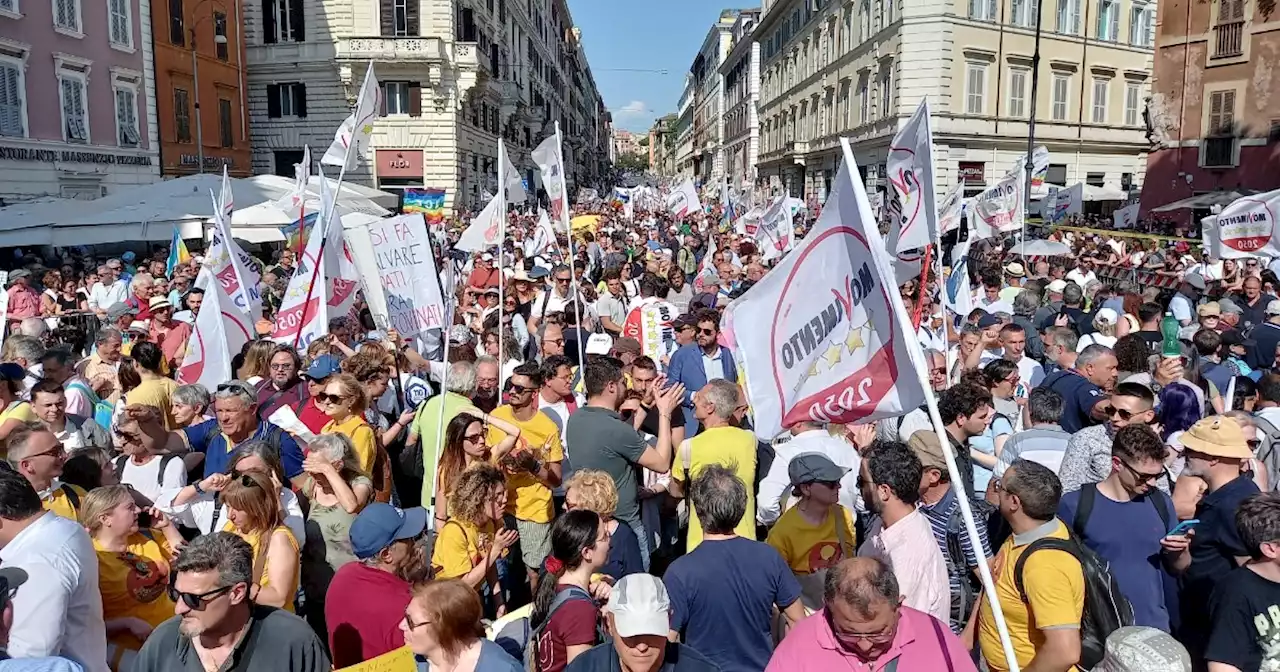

{"left": 614, "top": 100, "right": 648, "bottom": 117}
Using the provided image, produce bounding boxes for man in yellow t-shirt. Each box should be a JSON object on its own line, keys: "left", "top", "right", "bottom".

{"left": 486, "top": 363, "right": 564, "bottom": 590}
{"left": 978, "top": 459, "right": 1085, "bottom": 672}
{"left": 7, "top": 425, "right": 85, "bottom": 520}
{"left": 671, "top": 380, "right": 757, "bottom": 551}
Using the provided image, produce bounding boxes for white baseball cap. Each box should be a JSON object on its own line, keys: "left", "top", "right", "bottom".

{"left": 607, "top": 574, "right": 671, "bottom": 638}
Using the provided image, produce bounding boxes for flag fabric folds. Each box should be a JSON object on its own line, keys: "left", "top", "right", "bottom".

{"left": 166, "top": 228, "right": 190, "bottom": 276}
{"left": 322, "top": 63, "right": 380, "bottom": 171}
{"left": 885, "top": 99, "right": 939, "bottom": 255}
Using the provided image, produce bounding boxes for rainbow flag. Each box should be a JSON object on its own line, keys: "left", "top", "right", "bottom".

{"left": 166, "top": 228, "right": 190, "bottom": 275}
{"left": 280, "top": 212, "right": 319, "bottom": 255}
{"left": 403, "top": 188, "right": 446, "bottom": 224}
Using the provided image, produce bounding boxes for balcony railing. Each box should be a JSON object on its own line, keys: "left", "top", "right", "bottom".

{"left": 338, "top": 37, "right": 445, "bottom": 61}
{"left": 1213, "top": 21, "right": 1244, "bottom": 58}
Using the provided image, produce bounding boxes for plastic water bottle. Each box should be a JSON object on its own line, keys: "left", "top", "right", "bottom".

{"left": 1161, "top": 312, "right": 1181, "bottom": 358}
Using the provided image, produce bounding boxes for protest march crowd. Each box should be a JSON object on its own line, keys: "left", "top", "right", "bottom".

{"left": 6, "top": 81, "right": 1280, "bottom": 672}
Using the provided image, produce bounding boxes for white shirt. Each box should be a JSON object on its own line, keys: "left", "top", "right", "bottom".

{"left": 757, "top": 429, "right": 862, "bottom": 526}
{"left": 858, "top": 509, "right": 951, "bottom": 623}
{"left": 700, "top": 346, "right": 730, "bottom": 383}
{"left": 1, "top": 512, "right": 108, "bottom": 672}
{"left": 1010, "top": 355, "right": 1046, "bottom": 389}
{"left": 530, "top": 288, "right": 572, "bottom": 320}
{"left": 973, "top": 295, "right": 1013, "bottom": 315}
{"left": 86, "top": 280, "right": 128, "bottom": 311}
{"left": 116, "top": 454, "right": 187, "bottom": 512}
{"left": 182, "top": 487, "right": 307, "bottom": 544}
{"left": 1067, "top": 269, "right": 1099, "bottom": 287}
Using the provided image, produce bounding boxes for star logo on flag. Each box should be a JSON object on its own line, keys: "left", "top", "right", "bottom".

{"left": 844, "top": 326, "right": 865, "bottom": 353}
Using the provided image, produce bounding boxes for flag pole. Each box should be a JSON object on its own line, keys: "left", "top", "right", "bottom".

{"left": 556, "top": 122, "right": 587, "bottom": 379}
{"left": 842, "top": 137, "right": 1020, "bottom": 672}
{"left": 428, "top": 325, "right": 453, "bottom": 522}
{"left": 497, "top": 141, "right": 508, "bottom": 368}
{"left": 292, "top": 162, "right": 347, "bottom": 349}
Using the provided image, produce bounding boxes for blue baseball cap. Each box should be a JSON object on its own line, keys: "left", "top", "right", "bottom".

{"left": 349, "top": 503, "right": 428, "bottom": 559}
{"left": 305, "top": 354, "right": 342, "bottom": 381}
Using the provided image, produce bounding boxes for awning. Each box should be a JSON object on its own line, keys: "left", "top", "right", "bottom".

{"left": 1150, "top": 190, "right": 1261, "bottom": 212}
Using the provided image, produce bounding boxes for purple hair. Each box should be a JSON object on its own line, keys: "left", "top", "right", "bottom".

{"left": 1158, "top": 383, "right": 1203, "bottom": 442}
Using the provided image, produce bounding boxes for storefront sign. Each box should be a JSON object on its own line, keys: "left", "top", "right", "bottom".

{"left": 180, "top": 155, "right": 235, "bottom": 168}
{"left": 376, "top": 149, "right": 423, "bottom": 178}
{"left": 958, "top": 162, "right": 985, "bottom": 185}
{"left": 0, "top": 146, "right": 153, "bottom": 165}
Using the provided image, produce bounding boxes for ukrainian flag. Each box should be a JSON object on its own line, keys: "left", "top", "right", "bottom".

{"left": 166, "top": 228, "right": 190, "bottom": 275}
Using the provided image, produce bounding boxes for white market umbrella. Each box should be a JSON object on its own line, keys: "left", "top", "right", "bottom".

{"left": 1009, "top": 239, "right": 1072, "bottom": 256}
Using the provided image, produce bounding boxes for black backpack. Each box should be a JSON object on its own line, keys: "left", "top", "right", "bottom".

{"left": 114, "top": 454, "right": 179, "bottom": 487}
{"left": 1014, "top": 528, "right": 1134, "bottom": 670}
{"left": 942, "top": 504, "right": 978, "bottom": 631}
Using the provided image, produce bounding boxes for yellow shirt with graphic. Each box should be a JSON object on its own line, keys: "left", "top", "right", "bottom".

{"left": 44, "top": 483, "right": 87, "bottom": 521}
{"left": 323, "top": 414, "right": 378, "bottom": 476}
{"left": 0, "top": 401, "right": 37, "bottom": 459}
{"left": 978, "top": 519, "right": 1085, "bottom": 672}
{"left": 224, "top": 524, "right": 300, "bottom": 614}
{"left": 766, "top": 505, "right": 856, "bottom": 574}
{"left": 672, "top": 426, "right": 758, "bottom": 551}
{"left": 431, "top": 518, "right": 496, "bottom": 580}
{"left": 486, "top": 406, "right": 564, "bottom": 524}
{"left": 95, "top": 531, "right": 176, "bottom": 660}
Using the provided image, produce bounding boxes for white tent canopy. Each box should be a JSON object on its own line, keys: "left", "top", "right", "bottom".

{"left": 1028, "top": 182, "right": 1126, "bottom": 202}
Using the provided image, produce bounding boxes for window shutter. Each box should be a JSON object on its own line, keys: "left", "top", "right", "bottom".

{"left": 296, "top": 84, "right": 307, "bottom": 117}
{"left": 380, "top": 0, "right": 394, "bottom": 36}
{"left": 289, "top": 0, "right": 304, "bottom": 41}
{"left": 407, "top": 0, "right": 419, "bottom": 35}
{"left": 267, "top": 84, "right": 281, "bottom": 118}
{"left": 379, "top": 84, "right": 389, "bottom": 115}
{"left": 1222, "top": 90, "right": 1236, "bottom": 132}
{"left": 408, "top": 82, "right": 422, "bottom": 116}
{"left": 262, "top": 0, "right": 277, "bottom": 43}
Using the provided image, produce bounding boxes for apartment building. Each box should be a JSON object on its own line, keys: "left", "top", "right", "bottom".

{"left": 245, "top": 0, "right": 608, "bottom": 213}
{"left": 612, "top": 128, "right": 640, "bottom": 157}
{"left": 755, "top": 0, "right": 1155, "bottom": 202}
{"left": 648, "top": 112, "right": 677, "bottom": 175}
{"left": 1141, "top": 0, "right": 1278, "bottom": 210}
{"left": 690, "top": 9, "right": 739, "bottom": 184}
{"left": 675, "top": 73, "right": 695, "bottom": 177}
{"left": 0, "top": 0, "right": 160, "bottom": 200}
{"left": 720, "top": 8, "right": 761, "bottom": 188}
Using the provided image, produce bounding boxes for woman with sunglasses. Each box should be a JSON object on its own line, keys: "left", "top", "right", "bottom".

{"left": 220, "top": 470, "right": 301, "bottom": 611}
{"left": 765, "top": 454, "right": 856, "bottom": 612}
{"left": 318, "top": 373, "right": 380, "bottom": 481}
{"left": 82, "top": 485, "right": 185, "bottom": 669}
{"left": 400, "top": 579, "right": 523, "bottom": 672}
{"left": 170, "top": 440, "right": 308, "bottom": 544}
{"left": 434, "top": 409, "right": 521, "bottom": 527}
{"left": 528, "top": 509, "right": 613, "bottom": 672}
{"left": 432, "top": 463, "right": 518, "bottom": 614}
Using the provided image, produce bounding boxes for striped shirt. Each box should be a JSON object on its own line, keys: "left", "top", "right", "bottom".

{"left": 994, "top": 424, "right": 1073, "bottom": 478}
{"left": 919, "top": 487, "right": 994, "bottom": 633}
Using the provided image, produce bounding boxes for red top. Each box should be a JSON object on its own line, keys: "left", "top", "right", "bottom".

{"left": 534, "top": 586, "right": 600, "bottom": 672}
{"left": 296, "top": 398, "right": 331, "bottom": 435}
{"left": 468, "top": 267, "right": 500, "bottom": 289}
{"left": 325, "top": 562, "right": 413, "bottom": 668}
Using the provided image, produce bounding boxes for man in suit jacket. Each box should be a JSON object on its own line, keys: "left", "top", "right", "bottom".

{"left": 667, "top": 309, "right": 738, "bottom": 436}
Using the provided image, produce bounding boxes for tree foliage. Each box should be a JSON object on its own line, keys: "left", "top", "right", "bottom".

{"left": 615, "top": 152, "right": 649, "bottom": 172}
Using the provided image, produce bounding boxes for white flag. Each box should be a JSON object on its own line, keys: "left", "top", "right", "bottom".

{"left": 1006, "top": 145, "right": 1050, "bottom": 187}
{"left": 971, "top": 174, "right": 1024, "bottom": 240}
{"left": 271, "top": 166, "right": 345, "bottom": 347}
{"left": 727, "top": 138, "right": 927, "bottom": 440}
{"left": 1208, "top": 188, "right": 1280, "bottom": 258}
{"left": 456, "top": 194, "right": 503, "bottom": 252}
{"left": 757, "top": 196, "right": 794, "bottom": 263}
{"left": 178, "top": 267, "right": 247, "bottom": 390}
{"left": 322, "top": 63, "right": 380, "bottom": 171}
{"left": 666, "top": 179, "right": 702, "bottom": 218}
{"left": 273, "top": 145, "right": 312, "bottom": 213}
{"left": 528, "top": 209, "right": 555, "bottom": 256}
{"left": 321, "top": 172, "right": 362, "bottom": 321}
{"left": 945, "top": 235, "right": 975, "bottom": 327}
{"left": 207, "top": 167, "right": 261, "bottom": 324}
{"left": 499, "top": 140, "right": 527, "bottom": 204}
{"left": 938, "top": 181, "right": 964, "bottom": 234}
{"left": 885, "top": 99, "right": 938, "bottom": 254}
{"left": 1052, "top": 183, "right": 1085, "bottom": 223}
{"left": 532, "top": 129, "right": 569, "bottom": 231}
{"left": 1113, "top": 203, "right": 1139, "bottom": 229}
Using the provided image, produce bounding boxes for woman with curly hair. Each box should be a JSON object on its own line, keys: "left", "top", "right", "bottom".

{"left": 430, "top": 463, "right": 518, "bottom": 614}
{"left": 342, "top": 347, "right": 416, "bottom": 446}
{"left": 564, "top": 469, "right": 643, "bottom": 580}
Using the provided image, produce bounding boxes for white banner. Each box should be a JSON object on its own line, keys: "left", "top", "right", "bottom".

{"left": 938, "top": 181, "right": 964, "bottom": 234}
{"left": 885, "top": 99, "right": 938, "bottom": 254}
{"left": 727, "top": 140, "right": 927, "bottom": 439}
{"left": 1048, "top": 183, "right": 1084, "bottom": 223}
{"left": 666, "top": 179, "right": 702, "bottom": 218}
{"left": 972, "top": 174, "right": 1024, "bottom": 240}
{"left": 1209, "top": 188, "right": 1280, "bottom": 258}
{"left": 532, "top": 131, "right": 569, "bottom": 232}
{"left": 757, "top": 196, "right": 795, "bottom": 262}
{"left": 366, "top": 214, "right": 447, "bottom": 339}
{"left": 621, "top": 297, "right": 679, "bottom": 370}
{"left": 1113, "top": 203, "right": 1139, "bottom": 229}
{"left": 178, "top": 267, "right": 248, "bottom": 389}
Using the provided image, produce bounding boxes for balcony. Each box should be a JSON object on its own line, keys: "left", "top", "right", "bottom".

{"left": 1213, "top": 22, "right": 1244, "bottom": 58}
{"left": 337, "top": 37, "right": 446, "bottom": 62}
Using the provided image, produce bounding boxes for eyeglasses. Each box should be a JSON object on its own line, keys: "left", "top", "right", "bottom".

{"left": 825, "top": 608, "right": 897, "bottom": 645}
{"left": 1106, "top": 406, "right": 1143, "bottom": 421}
{"left": 316, "top": 393, "right": 349, "bottom": 405}
{"left": 403, "top": 610, "right": 433, "bottom": 630}
{"left": 269, "top": 363, "right": 295, "bottom": 371}
{"left": 509, "top": 383, "right": 537, "bottom": 394}
{"left": 26, "top": 445, "right": 66, "bottom": 460}
{"left": 555, "top": 277, "right": 572, "bottom": 284}
{"left": 168, "top": 583, "right": 234, "bottom": 610}
{"left": 1118, "top": 460, "right": 1167, "bottom": 484}
{"left": 930, "top": 367, "right": 947, "bottom": 376}
{"left": 698, "top": 328, "right": 717, "bottom": 336}
{"left": 113, "top": 429, "right": 141, "bottom": 445}
{"left": 544, "top": 338, "right": 565, "bottom": 346}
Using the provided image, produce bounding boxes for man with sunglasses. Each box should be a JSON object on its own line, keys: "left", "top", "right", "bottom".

{"left": 1057, "top": 424, "right": 1188, "bottom": 631}
{"left": 529, "top": 264, "right": 577, "bottom": 334}
{"left": 1058, "top": 382, "right": 1157, "bottom": 494}
{"left": 132, "top": 532, "right": 329, "bottom": 672}
{"left": 6, "top": 424, "right": 84, "bottom": 521}
{"left": 667, "top": 309, "right": 737, "bottom": 436}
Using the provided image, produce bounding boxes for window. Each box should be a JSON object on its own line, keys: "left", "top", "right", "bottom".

{"left": 1008, "top": 69, "right": 1027, "bottom": 117}
{"left": 169, "top": 0, "right": 184, "bottom": 45}
{"left": 0, "top": 0, "right": 15, "bottom": 13}
{"left": 1208, "top": 89, "right": 1236, "bottom": 135}
{"left": 218, "top": 99, "right": 232, "bottom": 148}
{"left": 1057, "top": 0, "right": 1081, "bottom": 34}
{"left": 858, "top": 74, "right": 869, "bottom": 124}
{"left": 842, "top": 8, "right": 851, "bottom": 52}
{"left": 970, "top": 0, "right": 997, "bottom": 21}
{"left": 878, "top": 70, "right": 892, "bottom": 119}
{"left": 1012, "top": 0, "right": 1039, "bottom": 27}
{"left": 1130, "top": 4, "right": 1154, "bottom": 46}
{"left": 394, "top": 0, "right": 410, "bottom": 35}
{"left": 174, "top": 87, "right": 191, "bottom": 142}
{"left": 1052, "top": 73, "right": 1070, "bottom": 120}
{"left": 384, "top": 82, "right": 409, "bottom": 115}
{"left": 1091, "top": 78, "right": 1108, "bottom": 123}
{"left": 381, "top": 81, "right": 421, "bottom": 116}
{"left": 114, "top": 86, "right": 139, "bottom": 147}
{"left": 1124, "top": 81, "right": 1141, "bottom": 125}
{"left": 0, "top": 60, "right": 23, "bottom": 137}
{"left": 109, "top": 0, "right": 132, "bottom": 48}
{"left": 265, "top": 0, "right": 304, "bottom": 43}
{"left": 266, "top": 83, "right": 307, "bottom": 118}
{"left": 1086, "top": 172, "right": 1105, "bottom": 187}
{"left": 214, "top": 12, "right": 228, "bottom": 60}
{"left": 59, "top": 75, "right": 88, "bottom": 143}
{"left": 1096, "top": 0, "right": 1119, "bottom": 41}
{"left": 54, "top": 0, "right": 80, "bottom": 33}
{"left": 966, "top": 63, "right": 986, "bottom": 115}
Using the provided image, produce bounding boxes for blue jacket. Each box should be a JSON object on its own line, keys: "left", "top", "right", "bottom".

{"left": 666, "top": 343, "right": 738, "bottom": 435}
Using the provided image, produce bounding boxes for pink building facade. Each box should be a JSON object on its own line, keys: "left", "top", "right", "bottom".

{"left": 0, "top": 0, "right": 159, "bottom": 202}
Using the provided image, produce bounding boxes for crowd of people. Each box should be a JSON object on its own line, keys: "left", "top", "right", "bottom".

{"left": 0, "top": 200, "right": 1275, "bottom": 672}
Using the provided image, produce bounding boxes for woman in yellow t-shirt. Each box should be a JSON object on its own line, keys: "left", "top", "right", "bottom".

{"left": 765, "top": 453, "right": 856, "bottom": 612}
{"left": 220, "top": 470, "right": 300, "bottom": 612}
{"left": 123, "top": 343, "right": 179, "bottom": 430}
{"left": 433, "top": 409, "right": 520, "bottom": 528}
{"left": 318, "top": 373, "right": 379, "bottom": 474}
{"left": 82, "top": 485, "right": 185, "bottom": 670}
{"left": 430, "top": 463, "right": 518, "bottom": 616}
{"left": 0, "top": 362, "right": 36, "bottom": 446}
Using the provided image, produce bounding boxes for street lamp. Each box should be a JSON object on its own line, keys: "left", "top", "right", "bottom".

{"left": 1024, "top": 0, "right": 1045, "bottom": 218}
{"left": 190, "top": 12, "right": 229, "bottom": 174}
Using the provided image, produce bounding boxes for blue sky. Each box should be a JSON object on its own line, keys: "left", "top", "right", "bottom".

{"left": 571, "top": 0, "right": 737, "bottom": 134}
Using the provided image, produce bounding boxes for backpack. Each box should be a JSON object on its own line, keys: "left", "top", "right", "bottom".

{"left": 114, "top": 454, "right": 179, "bottom": 488}
{"left": 942, "top": 503, "right": 978, "bottom": 631}
{"left": 490, "top": 585, "right": 604, "bottom": 672}
{"left": 66, "top": 380, "right": 114, "bottom": 430}
{"left": 1014, "top": 531, "right": 1134, "bottom": 670}
{"left": 60, "top": 483, "right": 80, "bottom": 513}
{"left": 1251, "top": 413, "right": 1280, "bottom": 491}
